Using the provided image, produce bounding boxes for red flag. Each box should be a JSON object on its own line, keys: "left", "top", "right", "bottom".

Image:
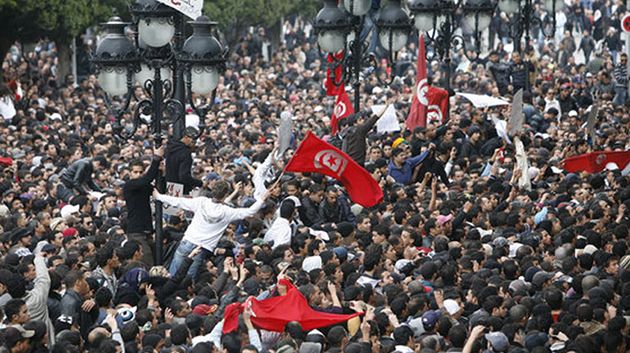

{"left": 223, "top": 279, "right": 361, "bottom": 333}
{"left": 562, "top": 151, "right": 630, "bottom": 174}
{"left": 331, "top": 86, "right": 354, "bottom": 135}
{"left": 326, "top": 51, "right": 345, "bottom": 96}
{"left": 406, "top": 34, "right": 449, "bottom": 130}
{"left": 284, "top": 132, "right": 383, "bottom": 207}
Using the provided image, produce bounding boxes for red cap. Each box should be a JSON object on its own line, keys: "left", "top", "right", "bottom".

{"left": 62, "top": 227, "right": 78, "bottom": 237}
{"left": 192, "top": 304, "right": 217, "bottom": 316}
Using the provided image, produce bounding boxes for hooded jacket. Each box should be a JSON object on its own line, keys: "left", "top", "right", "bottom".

{"left": 165, "top": 140, "right": 202, "bottom": 194}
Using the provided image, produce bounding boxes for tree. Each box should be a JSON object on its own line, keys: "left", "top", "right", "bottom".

{"left": 0, "top": 0, "right": 126, "bottom": 80}
{"left": 204, "top": 0, "right": 319, "bottom": 46}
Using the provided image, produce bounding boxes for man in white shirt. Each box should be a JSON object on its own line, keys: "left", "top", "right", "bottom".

{"left": 154, "top": 180, "right": 270, "bottom": 279}
{"left": 263, "top": 199, "right": 296, "bottom": 249}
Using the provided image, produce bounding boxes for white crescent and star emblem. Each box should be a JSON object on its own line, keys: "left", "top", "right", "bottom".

{"left": 416, "top": 78, "right": 429, "bottom": 106}
{"left": 314, "top": 150, "right": 348, "bottom": 176}
{"left": 596, "top": 153, "right": 607, "bottom": 165}
{"left": 427, "top": 104, "right": 443, "bottom": 125}
{"left": 334, "top": 101, "right": 347, "bottom": 118}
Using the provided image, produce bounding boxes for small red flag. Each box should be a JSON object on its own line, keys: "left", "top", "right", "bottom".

{"left": 284, "top": 132, "right": 383, "bottom": 207}
{"left": 406, "top": 34, "right": 449, "bottom": 130}
{"left": 223, "top": 279, "right": 361, "bottom": 333}
{"left": 331, "top": 86, "right": 354, "bottom": 135}
{"left": 326, "top": 51, "right": 345, "bottom": 96}
{"left": 562, "top": 151, "right": 630, "bottom": 174}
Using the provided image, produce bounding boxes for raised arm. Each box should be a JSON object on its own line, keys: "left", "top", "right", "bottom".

{"left": 154, "top": 191, "right": 205, "bottom": 212}
{"left": 30, "top": 255, "right": 51, "bottom": 306}
{"left": 253, "top": 152, "right": 274, "bottom": 199}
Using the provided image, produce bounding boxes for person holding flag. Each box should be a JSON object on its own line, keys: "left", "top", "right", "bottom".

{"left": 339, "top": 99, "right": 392, "bottom": 166}
{"left": 283, "top": 132, "right": 384, "bottom": 208}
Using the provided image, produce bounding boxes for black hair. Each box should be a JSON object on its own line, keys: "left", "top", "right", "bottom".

{"left": 170, "top": 324, "right": 190, "bottom": 346}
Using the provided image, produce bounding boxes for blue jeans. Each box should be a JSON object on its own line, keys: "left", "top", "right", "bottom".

{"left": 168, "top": 239, "right": 207, "bottom": 280}
{"left": 613, "top": 86, "right": 628, "bottom": 107}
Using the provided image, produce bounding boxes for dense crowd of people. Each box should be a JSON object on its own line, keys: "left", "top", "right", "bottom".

{"left": 0, "top": 1, "right": 629, "bottom": 353}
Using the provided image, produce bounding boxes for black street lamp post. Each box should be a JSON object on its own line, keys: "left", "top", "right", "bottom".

{"left": 90, "top": 0, "right": 226, "bottom": 265}
{"left": 409, "top": 0, "right": 496, "bottom": 93}
{"left": 313, "top": 0, "right": 412, "bottom": 113}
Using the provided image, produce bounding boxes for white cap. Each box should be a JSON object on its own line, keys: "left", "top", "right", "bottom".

{"left": 60, "top": 204, "right": 80, "bottom": 220}
{"left": 568, "top": 110, "right": 578, "bottom": 117}
{"left": 50, "top": 112, "right": 62, "bottom": 121}
{"left": 443, "top": 299, "right": 461, "bottom": 315}
{"left": 302, "top": 256, "right": 322, "bottom": 273}
{"left": 605, "top": 162, "right": 619, "bottom": 171}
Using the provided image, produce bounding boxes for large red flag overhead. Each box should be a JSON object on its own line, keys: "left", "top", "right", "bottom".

{"left": 331, "top": 86, "right": 354, "bottom": 135}
{"left": 223, "top": 279, "right": 361, "bottom": 333}
{"left": 326, "top": 51, "right": 345, "bottom": 96}
{"left": 284, "top": 132, "right": 383, "bottom": 207}
{"left": 562, "top": 151, "right": 630, "bottom": 174}
{"left": 406, "top": 34, "right": 449, "bottom": 130}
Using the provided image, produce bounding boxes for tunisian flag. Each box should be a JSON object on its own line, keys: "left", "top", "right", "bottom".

{"left": 562, "top": 151, "right": 630, "bottom": 174}
{"left": 223, "top": 279, "right": 361, "bottom": 333}
{"left": 284, "top": 132, "right": 383, "bottom": 207}
{"left": 326, "top": 52, "right": 345, "bottom": 96}
{"left": 331, "top": 86, "right": 354, "bottom": 135}
{"left": 406, "top": 34, "right": 449, "bottom": 130}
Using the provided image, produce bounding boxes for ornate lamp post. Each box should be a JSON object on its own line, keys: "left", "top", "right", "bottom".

{"left": 313, "top": 0, "right": 412, "bottom": 113}
{"left": 409, "top": 0, "right": 496, "bottom": 93}
{"left": 90, "top": 0, "right": 226, "bottom": 264}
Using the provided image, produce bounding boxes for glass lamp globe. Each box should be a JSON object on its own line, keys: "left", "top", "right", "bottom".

{"left": 136, "top": 64, "right": 172, "bottom": 87}
{"left": 190, "top": 66, "right": 219, "bottom": 95}
{"left": 98, "top": 67, "right": 128, "bottom": 96}
{"left": 379, "top": 30, "right": 409, "bottom": 52}
{"left": 318, "top": 30, "right": 346, "bottom": 53}
{"left": 414, "top": 13, "right": 436, "bottom": 32}
{"left": 138, "top": 17, "right": 175, "bottom": 47}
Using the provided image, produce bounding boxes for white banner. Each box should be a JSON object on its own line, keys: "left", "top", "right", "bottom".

{"left": 157, "top": 0, "right": 203, "bottom": 19}
{"left": 372, "top": 104, "right": 400, "bottom": 133}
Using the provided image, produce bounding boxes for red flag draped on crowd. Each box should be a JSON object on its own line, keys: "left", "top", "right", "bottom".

{"left": 562, "top": 151, "right": 630, "bottom": 174}
{"left": 406, "top": 34, "right": 449, "bottom": 130}
{"left": 223, "top": 279, "right": 361, "bottom": 334}
{"left": 284, "top": 132, "right": 383, "bottom": 207}
{"left": 331, "top": 86, "right": 354, "bottom": 135}
{"left": 326, "top": 52, "right": 345, "bottom": 96}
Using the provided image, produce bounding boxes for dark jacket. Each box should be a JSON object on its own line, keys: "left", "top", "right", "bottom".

{"left": 165, "top": 140, "right": 202, "bottom": 194}
{"left": 123, "top": 157, "right": 161, "bottom": 233}
{"left": 508, "top": 61, "right": 533, "bottom": 92}
{"left": 60, "top": 158, "right": 101, "bottom": 194}
{"left": 60, "top": 289, "right": 82, "bottom": 324}
{"left": 341, "top": 112, "right": 381, "bottom": 166}
{"left": 299, "top": 196, "right": 325, "bottom": 228}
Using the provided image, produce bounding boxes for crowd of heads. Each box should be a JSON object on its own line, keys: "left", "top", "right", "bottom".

{"left": 0, "top": 3, "right": 629, "bottom": 353}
